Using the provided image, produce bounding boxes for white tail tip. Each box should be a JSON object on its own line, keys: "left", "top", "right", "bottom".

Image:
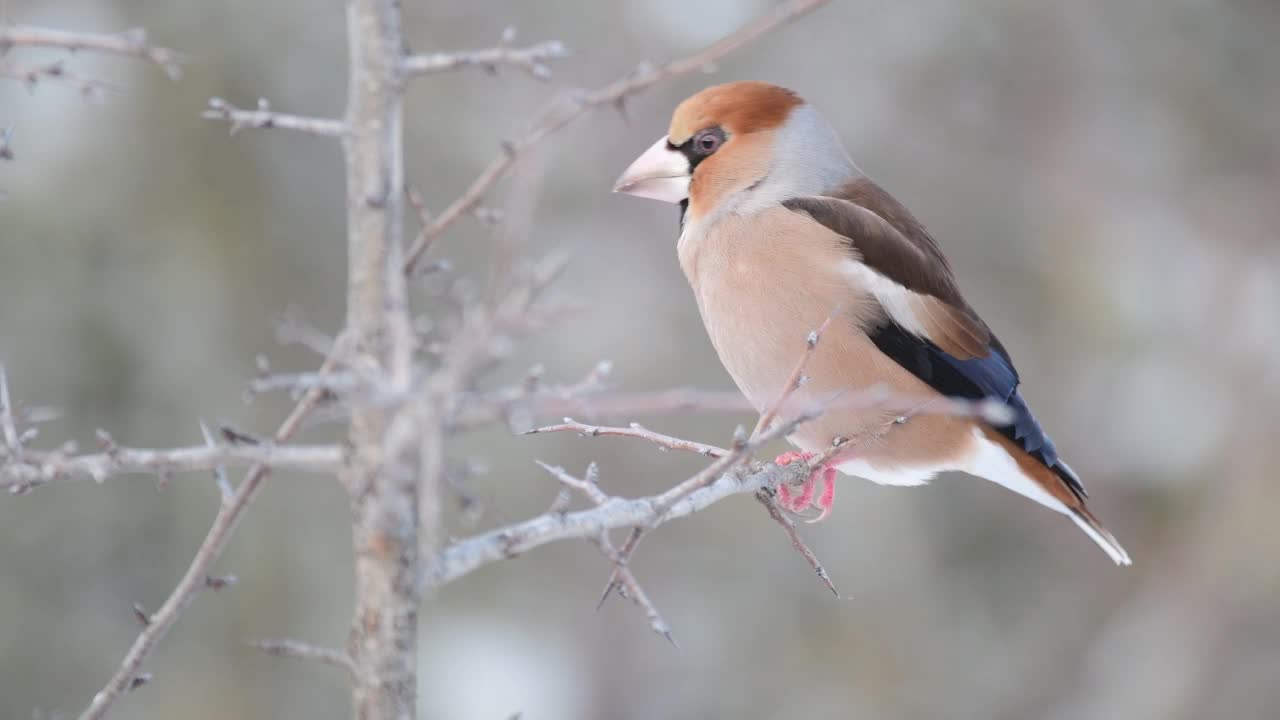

{"left": 1070, "top": 511, "right": 1132, "bottom": 566}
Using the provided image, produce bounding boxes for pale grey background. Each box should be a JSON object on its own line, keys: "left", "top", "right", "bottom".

{"left": 2, "top": 1, "right": 1278, "bottom": 718}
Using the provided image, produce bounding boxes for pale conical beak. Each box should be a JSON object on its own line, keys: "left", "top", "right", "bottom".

{"left": 613, "top": 136, "right": 690, "bottom": 204}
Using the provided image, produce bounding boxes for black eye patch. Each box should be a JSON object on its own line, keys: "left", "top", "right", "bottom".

{"left": 670, "top": 126, "right": 726, "bottom": 170}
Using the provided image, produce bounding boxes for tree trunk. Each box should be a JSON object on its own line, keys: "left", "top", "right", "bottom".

{"left": 341, "top": 1, "right": 419, "bottom": 718}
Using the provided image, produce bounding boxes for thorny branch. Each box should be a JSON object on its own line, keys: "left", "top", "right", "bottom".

{"left": 756, "top": 489, "right": 840, "bottom": 596}
{"left": 537, "top": 461, "right": 676, "bottom": 643}
{"left": 431, "top": 454, "right": 812, "bottom": 588}
{"left": 77, "top": 344, "right": 347, "bottom": 720}
{"left": 0, "top": 24, "right": 183, "bottom": 80}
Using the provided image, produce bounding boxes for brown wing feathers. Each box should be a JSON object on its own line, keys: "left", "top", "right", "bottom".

{"left": 782, "top": 179, "right": 992, "bottom": 359}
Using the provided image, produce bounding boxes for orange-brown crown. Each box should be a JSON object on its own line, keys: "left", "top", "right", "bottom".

{"left": 668, "top": 81, "right": 802, "bottom": 144}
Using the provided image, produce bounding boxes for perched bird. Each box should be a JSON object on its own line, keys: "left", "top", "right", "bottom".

{"left": 613, "top": 81, "right": 1130, "bottom": 565}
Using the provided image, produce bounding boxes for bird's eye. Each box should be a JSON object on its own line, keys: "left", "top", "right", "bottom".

{"left": 693, "top": 128, "right": 724, "bottom": 155}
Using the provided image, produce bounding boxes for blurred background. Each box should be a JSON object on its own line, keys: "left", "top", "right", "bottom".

{"left": 3, "top": 1, "right": 1279, "bottom": 718}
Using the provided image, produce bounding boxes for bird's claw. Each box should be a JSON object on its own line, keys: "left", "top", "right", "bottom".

{"left": 772, "top": 452, "right": 836, "bottom": 521}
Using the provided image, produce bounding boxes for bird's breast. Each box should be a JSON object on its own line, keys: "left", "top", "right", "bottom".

{"left": 679, "top": 207, "right": 882, "bottom": 411}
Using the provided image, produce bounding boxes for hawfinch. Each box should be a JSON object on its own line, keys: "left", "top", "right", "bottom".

{"left": 614, "top": 81, "right": 1130, "bottom": 565}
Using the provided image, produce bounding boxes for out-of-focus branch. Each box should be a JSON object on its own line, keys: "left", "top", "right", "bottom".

{"left": 403, "top": 0, "right": 833, "bottom": 273}
{"left": 1, "top": 439, "right": 342, "bottom": 492}
{"left": 751, "top": 307, "right": 839, "bottom": 439}
{"left": 527, "top": 419, "right": 728, "bottom": 458}
{"left": 256, "top": 377, "right": 1009, "bottom": 435}
{"left": 0, "top": 59, "right": 115, "bottom": 96}
{"left": 0, "top": 127, "right": 12, "bottom": 161}
{"left": 203, "top": 98, "right": 348, "bottom": 137}
{"left": 404, "top": 28, "right": 569, "bottom": 80}
{"left": 249, "top": 639, "right": 357, "bottom": 679}
{"left": 77, "top": 344, "right": 347, "bottom": 720}
{"left": 0, "top": 25, "right": 183, "bottom": 80}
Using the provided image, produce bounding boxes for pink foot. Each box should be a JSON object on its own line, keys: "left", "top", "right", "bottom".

{"left": 776, "top": 480, "right": 795, "bottom": 509}
{"left": 771, "top": 451, "right": 837, "bottom": 520}
{"left": 773, "top": 451, "right": 814, "bottom": 467}
{"left": 806, "top": 466, "right": 837, "bottom": 523}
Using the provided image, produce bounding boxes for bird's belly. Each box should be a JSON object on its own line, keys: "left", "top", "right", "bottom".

{"left": 695, "top": 273, "right": 975, "bottom": 475}
{"left": 682, "top": 207, "right": 976, "bottom": 475}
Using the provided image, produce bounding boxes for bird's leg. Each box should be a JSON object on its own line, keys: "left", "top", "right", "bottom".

{"left": 773, "top": 451, "right": 816, "bottom": 513}
{"left": 776, "top": 480, "right": 795, "bottom": 509}
{"left": 806, "top": 465, "right": 838, "bottom": 523}
{"left": 773, "top": 451, "right": 838, "bottom": 520}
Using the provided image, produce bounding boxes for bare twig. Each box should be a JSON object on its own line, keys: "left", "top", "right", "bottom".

{"left": 751, "top": 306, "right": 840, "bottom": 440}
{"left": 203, "top": 97, "right": 348, "bottom": 137}
{"left": 199, "top": 422, "right": 234, "bottom": 503}
{"left": 655, "top": 402, "right": 827, "bottom": 511}
{"left": 535, "top": 462, "right": 674, "bottom": 642}
{"left": 404, "top": 28, "right": 569, "bottom": 80}
{"left": 526, "top": 419, "right": 727, "bottom": 458}
{"left": 1, "top": 439, "right": 342, "bottom": 492}
{"left": 756, "top": 490, "right": 839, "bottom": 596}
{"left": 536, "top": 460, "right": 610, "bottom": 506}
{"left": 461, "top": 384, "right": 1013, "bottom": 430}
{"left": 0, "top": 25, "right": 183, "bottom": 80}
{"left": 245, "top": 370, "right": 369, "bottom": 399}
{"left": 430, "top": 451, "right": 810, "bottom": 587}
{"left": 0, "top": 59, "right": 115, "bottom": 96}
{"left": 586, "top": 404, "right": 828, "bottom": 595}
{"left": 249, "top": 638, "right": 357, "bottom": 678}
{"left": 78, "top": 344, "right": 345, "bottom": 720}
{"left": 589, "top": 532, "right": 675, "bottom": 645}
{"left": 404, "top": 184, "right": 439, "bottom": 263}
{"left": 403, "top": 0, "right": 833, "bottom": 272}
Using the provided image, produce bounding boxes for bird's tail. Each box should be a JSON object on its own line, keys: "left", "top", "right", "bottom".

{"left": 971, "top": 426, "right": 1131, "bottom": 566}
{"left": 1067, "top": 505, "right": 1131, "bottom": 566}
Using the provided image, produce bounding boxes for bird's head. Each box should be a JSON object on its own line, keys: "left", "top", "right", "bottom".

{"left": 613, "top": 81, "right": 857, "bottom": 222}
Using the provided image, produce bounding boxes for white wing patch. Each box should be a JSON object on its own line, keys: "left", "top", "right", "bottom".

{"left": 842, "top": 260, "right": 928, "bottom": 336}
{"left": 840, "top": 259, "right": 988, "bottom": 358}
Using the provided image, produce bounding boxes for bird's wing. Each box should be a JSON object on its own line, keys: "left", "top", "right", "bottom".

{"left": 782, "top": 178, "right": 1086, "bottom": 500}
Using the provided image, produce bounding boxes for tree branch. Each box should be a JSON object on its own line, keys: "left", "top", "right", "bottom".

{"left": 429, "top": 456, "right": 808, "bottom": 587}
{"left": 249, "top": 638, "right": 357, "bottom": 679}
{"left": 1, "top": 440, "right": 342, "bottom": 492}
{"left": 77, "top": 344, "right": 346, "bottom": 720}
{"left": 0, "top": 25, "right": 183, "bottom": 80}
{"left": 404, "top": 28, "right": 568, "bottom": 80}
{"left": 755, "top": 489, "right": 839, "bottom": 596}
{"left": 403, "top": 0, "right": 833, "bottom": 273}
{"left": 203, "top": 97, "right": 348, "bottom": 137}
{"left": 527, "top": 419, "right": 727, "bottom": 458}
